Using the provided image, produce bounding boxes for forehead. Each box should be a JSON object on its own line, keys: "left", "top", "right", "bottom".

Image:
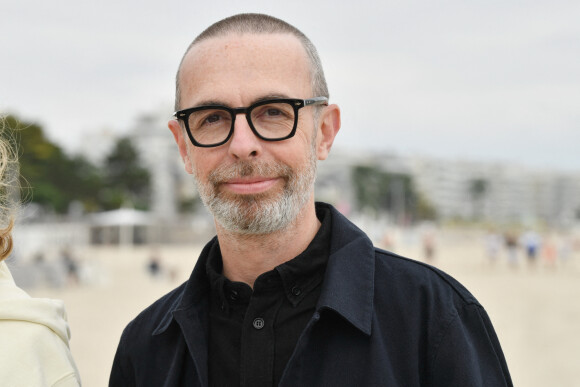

{"left": 179, "top": 33, "right": 312, "bottom": 106}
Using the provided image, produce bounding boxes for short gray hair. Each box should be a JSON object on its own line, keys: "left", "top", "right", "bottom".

{"left": 174, "top": 13, "right": 329, "bottom": 111}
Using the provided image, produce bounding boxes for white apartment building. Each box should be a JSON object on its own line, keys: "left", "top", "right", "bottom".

{"left": 319, "top": 149, "right": 580, "bottom": 227}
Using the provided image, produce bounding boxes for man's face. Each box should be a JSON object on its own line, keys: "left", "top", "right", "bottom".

{"left": 171, "top": 33, "right": 321, "bottom": 234}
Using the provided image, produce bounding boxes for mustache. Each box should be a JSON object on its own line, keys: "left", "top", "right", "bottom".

{"left": 208, "top": 161, "right": 292, "bottom": 185}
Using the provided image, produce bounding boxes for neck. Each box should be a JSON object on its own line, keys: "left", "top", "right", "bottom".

{"left": 216, "top": 201, "right": 320, "bottom": 288}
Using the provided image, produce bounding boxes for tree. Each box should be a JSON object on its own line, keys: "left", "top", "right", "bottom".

{"left": 5, "top": 115, "right": 152, "bottom": 214}
{"left": 351, "top": 164, "right": 431, "bottom": 223}
{"left": 6, "top": 114, "right": 103, "bottom": 213}
{"left": 352, "top": 165, "right": 390, "bottom": 213}
{"left": 100, "top": 137, "right": 151, "bottom": 210}
{"left": 414, "top": 194, "right": 438, "bottom": 221}
{"left": 468, "top": 178, "right": 488, "bottom": 220}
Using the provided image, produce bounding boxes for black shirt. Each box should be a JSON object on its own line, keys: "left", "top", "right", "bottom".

{"left": 206, "top": 207, "right": 331, "bottom": 387}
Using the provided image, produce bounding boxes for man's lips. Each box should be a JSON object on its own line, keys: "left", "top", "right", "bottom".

{"left": 221, "top": 177, "right": 280, "bottom": 194}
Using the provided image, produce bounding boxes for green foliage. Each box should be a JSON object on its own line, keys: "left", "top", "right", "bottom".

{"left": 352, "top": 165, "right": 391, "bottom": 212}
{"left": 469, "top": 178, "right": 488, "bottom": 199}
{"left": 5, "top": 114, "right": 151, "bottom": 214}
{"left": 415, "top": 194, "right": 438, "bottom": 221}
{"left": 468, "top": 178, "right": 488, "bottom": 220}
{"left": 100, "top": 137, "right": 151, "bottom": 210}
{"left": 351, "top": 164, "right": 437, "bottom": 222}
{"left": 6, "top": 114, "right": 95, "bottom": 213}
{"left": 178, "top": 196, "right": 200, "bottom": 213}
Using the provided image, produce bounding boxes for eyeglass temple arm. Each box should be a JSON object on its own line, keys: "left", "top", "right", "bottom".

{"left": 304, "top": 96, "right": 329, "bottom": 106}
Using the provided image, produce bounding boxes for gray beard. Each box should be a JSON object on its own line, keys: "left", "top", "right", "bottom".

{"left": 193, "top": 149, "right": 317, "bottom": 235}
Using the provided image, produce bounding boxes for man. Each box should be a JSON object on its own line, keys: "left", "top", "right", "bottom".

{"left": 110, "top": 13, "right": 512, "bottom": 386}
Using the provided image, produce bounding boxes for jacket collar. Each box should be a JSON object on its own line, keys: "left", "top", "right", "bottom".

{"left": 316, "top": 203, "right": 375, "bottom": 336}
{"left": 151, "top": 238, "right": 215, "bottom": 336}
{"left": 150, "top": 240, "right": 215, "bottom": 387}
{"left": 151, "top": 203, "right": 376, "bottom": 338}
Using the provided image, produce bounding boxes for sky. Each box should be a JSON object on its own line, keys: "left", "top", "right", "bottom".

{"left": 1, "top": 0, "right": 579, "bottom": 171}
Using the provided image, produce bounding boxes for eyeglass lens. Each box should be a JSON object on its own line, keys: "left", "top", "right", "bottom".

{"left": 187, "top": 102, "right": 296, "bottom": 145}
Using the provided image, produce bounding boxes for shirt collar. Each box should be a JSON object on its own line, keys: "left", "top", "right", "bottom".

{"left": 206, "top": 206, "right": 332, "bottom": 309}
{"left": 275, "top": 205, "right": 331, "bottom": 306}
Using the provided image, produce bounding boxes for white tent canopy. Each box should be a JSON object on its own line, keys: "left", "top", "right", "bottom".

{"left": 90, "top": 208, "right": 153, "bottom": 246}
{"left": 90, "top": 208, "right": 152, "bottom": 226}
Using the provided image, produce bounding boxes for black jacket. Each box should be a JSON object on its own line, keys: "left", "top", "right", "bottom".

{"left": 110, "top": 203, "right": 512, "bottom": 386}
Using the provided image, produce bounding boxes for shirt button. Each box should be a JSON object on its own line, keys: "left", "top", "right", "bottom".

{"left": 229, "top": 290, "right": 239, "bottom": 301}
{"left": 253, "top": 318, "right": 265, "bottom": 330}
{"left": 291, "top": 286, "right": 302, "bottom": 296}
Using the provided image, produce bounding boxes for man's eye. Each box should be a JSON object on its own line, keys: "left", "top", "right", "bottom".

{"left": 205, "top": 114, "right": 222, "bottom": 124}
{"left": 266, "top": 108, "right": 282, "bottom": 116}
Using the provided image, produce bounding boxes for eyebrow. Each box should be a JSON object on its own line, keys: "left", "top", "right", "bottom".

{"left": 192, "top": 93, "right": 292, "bottom": 109}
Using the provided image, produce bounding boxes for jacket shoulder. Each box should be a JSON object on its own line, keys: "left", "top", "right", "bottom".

{"left": 373, "top": 247, "right": 480, "bottom": 307}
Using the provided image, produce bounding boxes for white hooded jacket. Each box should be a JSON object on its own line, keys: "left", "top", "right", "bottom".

{"left": 0, "top": 261, "right": 81, "bottom": 386}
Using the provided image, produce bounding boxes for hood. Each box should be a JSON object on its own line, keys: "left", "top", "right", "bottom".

{"left": 0, "top": 261, "right": 72, "bottom": 345}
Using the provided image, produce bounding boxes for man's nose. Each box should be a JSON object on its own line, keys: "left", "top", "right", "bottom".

{"left": 227, "top": 114, "right": 262, "bottom": 159}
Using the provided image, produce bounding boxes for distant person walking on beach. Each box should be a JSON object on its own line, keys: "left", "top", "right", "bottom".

{"left": 505, "top": 231, "right": 519, "bottom": 267}
{"left": 521, "top": 230, "right": 541, "bottom": 268}
{"left": 422, "top": 230, "right": 436, "bottom": 262}
{"left": 110, "top": 13, "right": 512, "bottom": 386}
{"left": 0, "top": 120, "right": 81, "bottom": 385}
{"left": 485, "top": 230, "right": 502, "bottom": 266}
{"left": 60, "top": 247, "right": 80, "bottom": 285}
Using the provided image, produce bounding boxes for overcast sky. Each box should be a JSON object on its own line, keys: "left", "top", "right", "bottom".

{"left": 2, "top": 0, "right": 579, "bottom": 170}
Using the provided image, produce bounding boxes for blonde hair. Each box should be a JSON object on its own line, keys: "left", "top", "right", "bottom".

{"left": 0, "top": 117, "right": 19, "bottom": 262}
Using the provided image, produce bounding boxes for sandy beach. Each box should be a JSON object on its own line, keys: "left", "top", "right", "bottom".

{"left": 28, "top": 229, "right": 580, "bottom": 387}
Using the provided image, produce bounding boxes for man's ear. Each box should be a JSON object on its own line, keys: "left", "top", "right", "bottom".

{"left": 168, "top": 119, "right": 194, "bottom": 174}
{"left": 316, "top": 104, "right": 341, "bottom": 161}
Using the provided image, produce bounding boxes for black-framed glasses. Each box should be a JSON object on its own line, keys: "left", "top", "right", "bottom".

{"left": 174, "top": 97, "right": 328, "bottom": 148}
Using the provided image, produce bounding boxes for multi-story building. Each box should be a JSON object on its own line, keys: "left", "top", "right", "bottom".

{"left": 319, "top": 149, "right": 580, "bottom": 227}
